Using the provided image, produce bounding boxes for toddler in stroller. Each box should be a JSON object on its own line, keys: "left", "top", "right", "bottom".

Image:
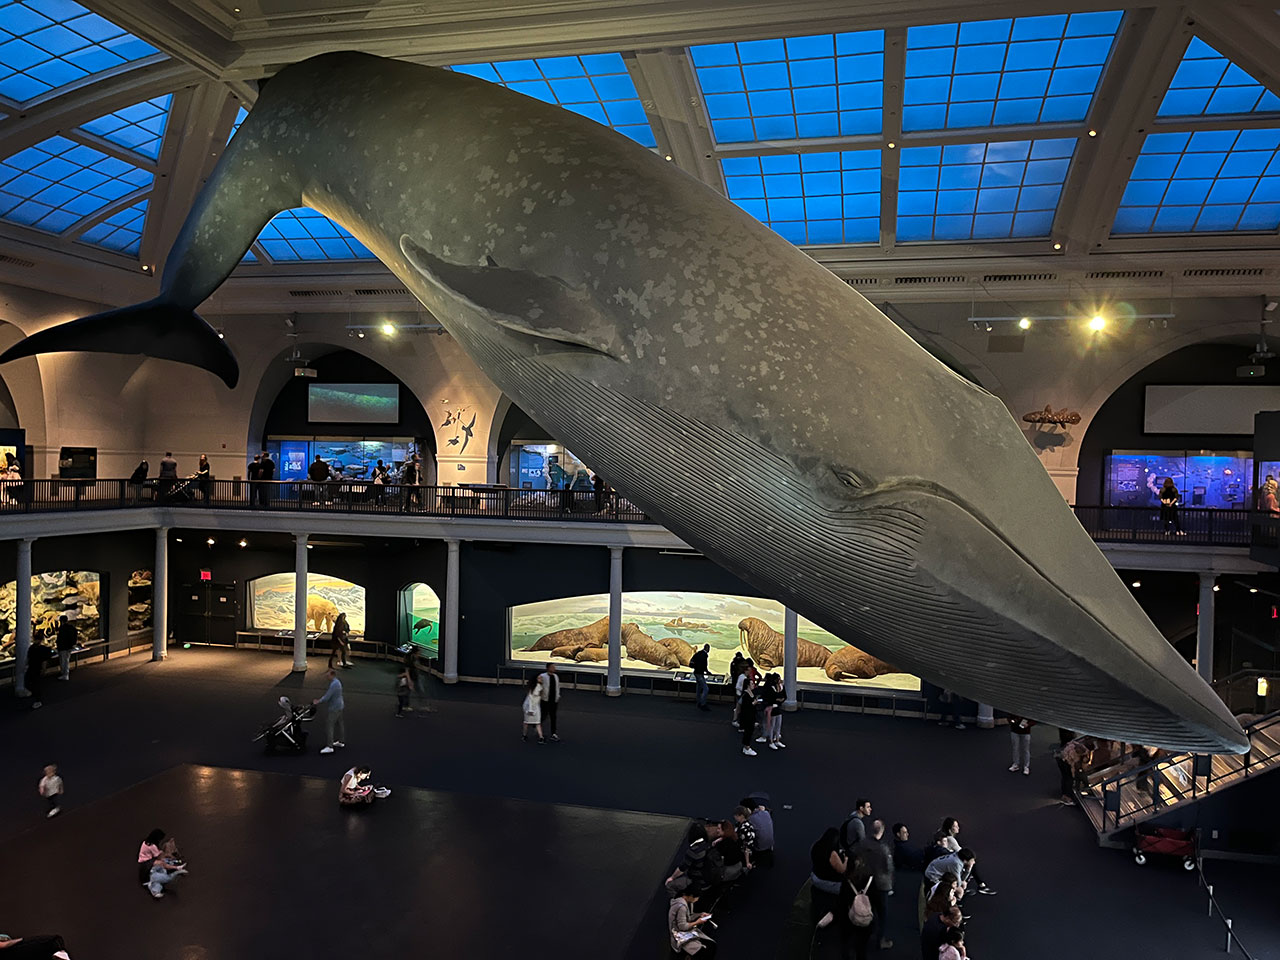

{"left": 252, "top": 697, "right": 315, "bottom": 753}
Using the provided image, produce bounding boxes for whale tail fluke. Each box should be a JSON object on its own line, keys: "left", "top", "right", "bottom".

{"left": 0, "top": 298, "right": 239, "bottom": 387}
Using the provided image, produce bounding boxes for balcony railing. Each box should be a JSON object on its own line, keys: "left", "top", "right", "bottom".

{"left": 1069, "top": 505, "right": 1280, "bottom": 548}
{"left": 0, "top": 478, "right": 654, "bottom": 523}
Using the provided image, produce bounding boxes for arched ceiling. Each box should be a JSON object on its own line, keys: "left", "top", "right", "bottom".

{"left": 2, "top": 0, "right": 1280, "bottom": 310}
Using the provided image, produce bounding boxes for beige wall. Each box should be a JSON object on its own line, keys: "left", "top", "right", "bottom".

{"left": 0, "top": 282, "right": 1267, "bottom": 495}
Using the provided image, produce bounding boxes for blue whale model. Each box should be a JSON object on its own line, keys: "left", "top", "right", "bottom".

{"left": 2, "top": 52, "right": 1246, "bottom": 752}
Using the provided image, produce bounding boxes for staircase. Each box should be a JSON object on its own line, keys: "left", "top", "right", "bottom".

{"left": 1077, "top": 709, "right": 1280, "bottom": 845}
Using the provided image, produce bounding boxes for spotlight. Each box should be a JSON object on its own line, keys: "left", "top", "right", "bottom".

{"left": 1249, "top": 587, "right": 1258, "bottom": 593}
{"left": 1018, "top": 317, "right": 1031, "bottom": 330}
{"left": 1212, "top": 584, "right": 1220, "bottom": 592}
{"left": 306, "top": 543, "right": 313, "bottom": 550}
{"left": 887, "top": 141, "right": 896, "bottom": 149}
{"left": 984, "top": 322, "right": 993, "bottom": 332}
{"left": 1131, "top": 581, "right": 1141, "bottom": 588}
{"left": 971, "top": 321, "right": 981, "bottom": 332}
{"left": 381, "top": 321, "right": 395, "bottom": 336}
{"left": 664, "top": 154, "right": 673, "bottom": 161}
{"left": 175, "top": 537, "right": 183, "bottom": 543}
{"left": 206, "top": 537, "right": 215, "bottom": 546}
{"left": 1089, "top": 315, "right": 1106, "bottom": 332}
{"left": 238, "top": 539, "right": 248, "bottom": 548}
{"left": 217, "top": 331, "right": 225, "bottom": 339}
{"left": 1088, "top": 129, "right": 1097, "bottom": 137}
{"left": 357, "top": 330, "right": 365, "bottom": 338}
{"left": 1052, "top": 242, "right": 1062, "bottom": 251}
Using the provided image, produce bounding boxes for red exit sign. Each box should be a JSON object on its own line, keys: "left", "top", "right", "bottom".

{"left": 199, "top": 569, "right": 211, "bottom": 581}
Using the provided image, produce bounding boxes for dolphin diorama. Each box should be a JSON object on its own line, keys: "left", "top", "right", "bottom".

{"left": 2, "top": 52, "right": 1246, "bottom": 752}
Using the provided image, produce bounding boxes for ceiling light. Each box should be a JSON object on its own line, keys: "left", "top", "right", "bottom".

{"left": 1131, "top": 581, "right": 1141, "bottom": 588}
{"left": 175, "top": 537, "right": 183, "bottom": 543}
{"left": 664, "top": 154, "right": 672, "bottom": 161}
{"left": 887, "top": 141, "right": 896, "bottom": 149}
{"left": 1088, "top": 129, "right": 1097, "bottom": 137}
{"left": 984, "top": 322, "right": 993, "bottom": 332}
{"left": 306, "top": 544, "right": 313, "bottom": 549}
{"left": 238, "top": 539, "right": 248, "bottom": 548}
{"left": 217, "top": 331, "right": 225, "bottom": 339}
{"left": 1089, "top": 315, "right": 1106, "bottom": 331}
{"left": 356, "top": 330, "right": 365, "bottom": 338}
{"left": 381, "top": 321, "right": 395, "bottom": 336}
{"left": 1213, "top": 584, "right": 1220, "bottom": 592}
{"left": 1052, "top": 242, "right": 1062, "bottom": 251}
{"left": 141, "top": 265, "right": 150, "bottom": 272}
{"left": 1018, "top": 317, "right": 1031, "bottom": 330}
{"left": 206, "top": 537, "right": 215, "bottom": 546}
{"left": 1249, "top": 587, "right": 1259, "bottom": 594}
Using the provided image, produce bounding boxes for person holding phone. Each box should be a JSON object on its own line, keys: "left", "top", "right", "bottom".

{"left": 668, "top": 887, "right": 717, "bottom": 956}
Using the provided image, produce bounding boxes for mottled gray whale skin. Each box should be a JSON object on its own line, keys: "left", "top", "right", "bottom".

{"left": 3, "top": 52, "right": 1245, "bottom": 752}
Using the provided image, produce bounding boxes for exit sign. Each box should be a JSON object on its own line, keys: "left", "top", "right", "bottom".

{"left": 199, "top": 569, "right": 211, "bottom": 581}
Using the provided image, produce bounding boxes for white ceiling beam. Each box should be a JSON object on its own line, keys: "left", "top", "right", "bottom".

{"left": 1184, "top": 3, "right": 1280, "bottom": 103}
{"left": 1056, "top": 7, "right": 1192, "bottom": 252}
{"left": 62, "top": 128, "right": 159, "bottom": 171}
{"left": 62, "top": 186, "right": 151, "bottom": 243}
{"left": 628, "top": 49, "right": 724, "bottom": 191}
{"left": 879, "top": 28, "right": 907, "bottom": 252}
{"left": 84, "top": 0, "right": 241, "bottom": 81}
{"left": 0, "top": 58, "right": 203, "bottom": 159}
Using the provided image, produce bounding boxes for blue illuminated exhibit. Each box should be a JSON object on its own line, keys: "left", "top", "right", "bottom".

{"left": 1106, "top": 451, "right": 1253, "bottom": 508}
{"left": 0, "top": 50, "right": 1247, "bottom": 752}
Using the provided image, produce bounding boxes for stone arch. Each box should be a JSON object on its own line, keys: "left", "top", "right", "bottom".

{"left": 0, "top": 320, "right": 49, "bottom": 475}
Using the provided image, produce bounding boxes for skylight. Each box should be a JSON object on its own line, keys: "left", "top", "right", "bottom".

{"left": 721, "top": 150, "right": 880, "bottom": 243}
{"left": 228, "top": 106, "right": 248, "bottom": 143}
{"left": 897, "top": 138, "right": 1074, "bottom": 241}
{"left": 450, "top": 53, "right": 656, "bottom": 147}
{"left": 256, "top": 208, "right": 375, "bottom": 261}
{"left": 79, "top": 197, "right": 146, "bottom": 254}
{"left": 1112, "top": 129, "right": 1280, "bottom": 234}
{"left": 79, "top": 95, "right": 172, "bottom": 160}
{"left": 689, "top": 31, "right": 884, "bottom": 143}
{"left": 1157, "top": 38, "right": 1280, "bottom": 118}
{"left": 903, "top": 11, "right": 1122, "bottom": 131}
{"left": 0, "top": 0, "right": 159, "bottom": 103}
{"left": 0, "top": 134, "right": 151, "bottom": 234}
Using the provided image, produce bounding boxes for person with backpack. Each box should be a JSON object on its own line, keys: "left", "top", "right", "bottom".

{"left": 854, "top": 819, "right": 895, "bottom": 949}
{"left": 837, "top": 855, "right": 876, "bottom": 960}
{"left": 840, "top": 798, "right": 873, "bottom": 855}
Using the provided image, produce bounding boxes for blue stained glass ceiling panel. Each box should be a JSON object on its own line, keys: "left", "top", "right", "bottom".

{"left": 0, "top": 0, "right": 159, "bottom": 103}
{"left": 79, "top": 94, "right": 172, "bottom": 159}
{"left": 896, "top": 138, "right": 1074, "bottom": 241}
{"left": 450, "top": 53, "right": 656, "bottom": 147}
{"left": 690, "top": 30, "right": 884, "bottom": 143}
{"left": 1157, "top": 38, "right": 1280, "bottom": 118}
{"left": 0, "top": 134, "right": 151, "bottom": 235}
{"left": 720, "top": 149, "right": 880, "bottom": 244}
{"left": 256, "top": 208, "right": 375, "bottom": 261}
{"left": 903, "top": 11, "right": 1123, "bottom": 132}
{"left": 79, "top": 197, "right": 146, "bottom": 254}
{"left": 1112, "top": 129, "right": 1280, "bottom": 234}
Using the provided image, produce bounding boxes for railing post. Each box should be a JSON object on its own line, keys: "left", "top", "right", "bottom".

{"left": 1207, "top": 885, "right": 1214, "bottom": 916}
{"left": 1225, "top": 917, "right": 1233, "bottom": 954}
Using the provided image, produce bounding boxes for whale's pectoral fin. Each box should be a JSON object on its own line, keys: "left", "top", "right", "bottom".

{"left": 0, "top": 298, "right": 239, "bottom": 388}
{"left": 399, "top": 235, "right": 619, "bottom": 359}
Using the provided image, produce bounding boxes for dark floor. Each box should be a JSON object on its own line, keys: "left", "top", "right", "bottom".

{"left": 2, "top": 646, "right": 1278, "bottom": 959}
{"left": 6, "top": 763, "right": 687, "bottom": 959}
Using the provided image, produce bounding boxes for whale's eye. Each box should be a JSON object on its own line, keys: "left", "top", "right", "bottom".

{"left": 835, "top": 470, "right": 863, "bottom": 490}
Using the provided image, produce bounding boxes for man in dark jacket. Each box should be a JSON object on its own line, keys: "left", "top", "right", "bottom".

{"left": 157, "top": 452, "right": 178, "bottom": 500}
{"left": 690, "top": 643, "right": 710, "bottom": 711}
{"left": 246, "top": 453, "right": 262, "bottom": 509}
{"left": 854, "top": 819, "right": 895, "bottom": 949}
{"left": 25, "top": 639, "right": 54, "bottom": 709}
{"left": 258, "top": 450, "right": 275, "bottom": 507}
{"left": 55, "top": 615, "right": 78, "bottom": 681}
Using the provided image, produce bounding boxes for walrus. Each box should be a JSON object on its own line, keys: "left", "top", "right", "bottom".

{"left": 574, "top": 647, "right": 611, "bottom": 662}
{"left": 7, "top": 51, "right": 1242, "bottom": 751}
{"left": 622, "top": 623, "right": 679, "bottom": 669}
{"left": 658, "top": 635, "right": 696, "bottom": 667}
{"left": 524, "top": 616, "right": 609, "bottom": 653}
{"left": 737, "top": 617, "right": 830, "bottom": 670}
{"left": 551, "top": 643, "right": 587, "bottom": 660}
{"left": 825, "top": 644, "right": 898, "bottom": 682}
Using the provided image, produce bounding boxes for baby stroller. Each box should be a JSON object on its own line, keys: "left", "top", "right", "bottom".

{"left": 252, "top": 698, "right": 315, "bottom": 754}
{"left": 1133, "top": 825, "right": 1197, "bottom": 870}
{"left": 165, "top": 476, "right": 198, "bottom": 504}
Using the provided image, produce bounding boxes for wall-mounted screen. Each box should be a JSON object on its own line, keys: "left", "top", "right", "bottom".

{"left": 1105, "top": 451, "right": 1252, "bottom": 508}
{"left": 247, "top": 573, "right": 366, "bottom": 635}
{"left": 308, "top": 383, "right": 399, "bottom": 423}
{"left": 509, "top": 591, "right": 919, "bottom": 691}
{"left": 0, "top": 571, "right": 101, "bottom": 663}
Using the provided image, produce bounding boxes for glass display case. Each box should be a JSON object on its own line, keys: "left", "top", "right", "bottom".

{"left": 264, "top": 436, "right": 423, "bottom": 490}
{"left": 0, "top": 571, "right": 101, "bottom": 664}
{"left": 246, "top": 572, "right": 366, "bottom": 637}
{"left": 1105, "top": 451, "right": 1253, "bottom": 508}
{"left": 509, "top": 442, "right": 593, "bottom": 489}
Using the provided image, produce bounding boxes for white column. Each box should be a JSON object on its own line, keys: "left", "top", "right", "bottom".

{"left": 293, "top": 533, "right": 308, "bottom": 672}
{"left": 1197, "top": 573, "right": 1216, "bottom": 683}
{"left": 14, "top": 538, "right": 33, "bottom": 696}
{"left": 606, "top": 546, "right": 623, "bottom": 696}
{"left": 783, "top": 606, "right": 798, "bottom": 712}
{"left": 152, "top": 528, "right": 168, "bottom": 661}
{"left": 443, "top": 538, "right": 460, "bottom": 683}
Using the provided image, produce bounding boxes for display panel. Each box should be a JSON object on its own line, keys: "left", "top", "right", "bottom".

{"left": 1105, "top": 451, "right": 1253, "bottom": 509}
{"left": 0, "top": 571, "right": 101, "bottom": 663}
{"left": 510, "top": 442, "right": 593, "bottom": 489}
{"left": 247, "top": 573, "right": 366, "bottom": 635}
{"left": 266, "top": 437, "right": 420, "bottom": 483}
{"left": 307, "top": 383, "right": 399, "bottom": 423}
{"left": 400, "top": 583, "right": 440, "bottom": 655}
{"left": 509, "top": 591, "right": 919, "bottom": 690}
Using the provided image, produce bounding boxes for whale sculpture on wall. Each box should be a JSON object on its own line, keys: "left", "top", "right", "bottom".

{"left": 0, "top": 52, "right": 1246, "bottom": 752}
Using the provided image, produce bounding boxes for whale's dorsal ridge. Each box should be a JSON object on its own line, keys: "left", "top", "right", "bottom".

{"left": 399, "top": 234, "right": 619, "bottom": 358}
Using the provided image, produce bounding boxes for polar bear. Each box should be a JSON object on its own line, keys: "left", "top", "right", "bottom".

{"left": 306, "top": 596, "right": 339, "bottom": 633}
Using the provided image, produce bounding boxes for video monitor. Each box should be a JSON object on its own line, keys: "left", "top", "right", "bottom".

{"left": 308, "top": 383, "right": 399, "bottom": 423}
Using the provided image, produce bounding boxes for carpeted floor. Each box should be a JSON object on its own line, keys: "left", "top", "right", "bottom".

{"left": 2, "top": 646, "right": 1276, "bottom": 959}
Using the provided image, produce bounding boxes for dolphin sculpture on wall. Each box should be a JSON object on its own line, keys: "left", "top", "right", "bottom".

{"left": 0, "top": 52, "right": 1246, "bottom": 752}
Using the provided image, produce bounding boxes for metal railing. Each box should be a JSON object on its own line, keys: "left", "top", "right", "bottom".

{"left": 1069, "top": 505, "right": 1278, "bottom": 547}
{"left": 0, "top": 478, "right": 654, "bottom": 523}
{"left": 1197, "top": 858, "right": 1260, "bottom": 959}
{"left": 1096, "top": 709, "right": 1280, "bottom": 833}
{"left": 1211, "top": 670, "right": 1280, "bottom": 716}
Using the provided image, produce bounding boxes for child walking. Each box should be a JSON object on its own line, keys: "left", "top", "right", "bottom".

{"left": 38, "top": 764, "right": 63, "bottom": 818}
{"left": 521, "top": 676, "right": 544, "bottom": 743}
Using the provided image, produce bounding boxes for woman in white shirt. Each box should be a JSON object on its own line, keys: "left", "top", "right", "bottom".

{"left": 522, "top": 677, "right": 544, "bottom": 743}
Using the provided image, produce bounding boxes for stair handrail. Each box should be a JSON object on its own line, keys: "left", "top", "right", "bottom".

{"left": 1210, "top": 668, "right": 1280, "bottom": 691}
{"left": 1196, "top": 855, "right": 1259, "bottom": 959}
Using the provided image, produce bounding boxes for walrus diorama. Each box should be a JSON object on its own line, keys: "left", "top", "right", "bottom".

{"left": 9, "top": 49, "right": 1244, "bottom": 750}
{"left": 524, "top": 615, "right": 609, "bottom": 653}
{"left": 738, "top": 617, "right": 831, "bottom": 671}
{"left": 573, "top": 647, "right": 610, "bottom": 663}
{"left": 622, "top": 623, "right": 680, "bottom": 669}
{"left": 825, "top": 644, "right": 899, "bottom": 682}
{"left": 658, "top": 635, "right": 696, "bottom": 666}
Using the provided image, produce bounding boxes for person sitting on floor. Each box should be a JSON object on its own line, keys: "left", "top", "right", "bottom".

{"left": 339, "top": 765, "right": 374, "bottom": 805}
{"left": 924, "top": 848, "right": 976, "bottom": 900}
{"left": 668, "top": 886, "right": 717, "bottom": 956}
{"left": 712, "top": 819, "right": 747, "bottom": 882}
{"left": 137, "top": 829, "right": 184, "bottom": 885}
{"left": 938, "top": 925, "right": 967, "bottom": 960}
{"left": 666, "top": 823, "right": 723, "bottom": 894}
{"left": 147, "top": 856, "right": 188, "bottom": 899}
{"left": 0, "top": 932, "right": 73, "bottom": 959}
